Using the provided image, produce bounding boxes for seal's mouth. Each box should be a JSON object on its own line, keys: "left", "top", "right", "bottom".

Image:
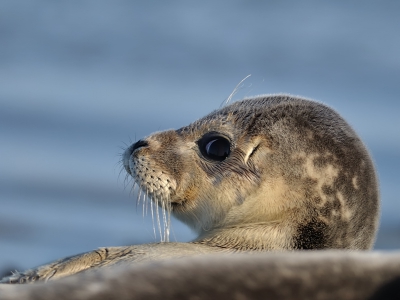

{"left": 169, "top": 196, "right": 187, "bottom": 211}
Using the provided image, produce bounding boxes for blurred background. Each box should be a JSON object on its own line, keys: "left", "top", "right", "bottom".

{"left": 1, "top": 1, "right": 399, "bottom": 274}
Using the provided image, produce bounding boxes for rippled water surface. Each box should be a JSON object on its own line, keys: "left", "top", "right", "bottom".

{"left": 1, "top": 1, "right": 399, "bottom": 273}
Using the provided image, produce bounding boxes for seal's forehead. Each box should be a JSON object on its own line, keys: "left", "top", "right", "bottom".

{"left": 192, "top": 96, "right": 281, "bottom": 123}
{"left": 175, "top": 95, "right": 293, "bottom": 138}
{"left": 176, "top": 95, "right": 349, "bottom": 143}
{"left": 223, "top": 95, "right": 296, "bottom": 111}
{"left": 176, "top": 110, "right": 234, "bottom": 138}
{"left": 188, "top": 95, "right": 291, "bottom": 125}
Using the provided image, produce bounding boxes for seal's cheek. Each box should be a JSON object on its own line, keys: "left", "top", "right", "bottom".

{"left": 181, "top": 182, "right": 201, "bottom": 206}
{"left": 172, "top": 163, "right": 204, "bottom": 202}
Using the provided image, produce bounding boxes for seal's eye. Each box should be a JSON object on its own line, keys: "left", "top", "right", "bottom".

{"left": 198, "top": 133, "right": 231, "bottom": 161}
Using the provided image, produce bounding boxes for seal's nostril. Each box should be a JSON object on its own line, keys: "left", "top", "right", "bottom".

{"left": 130, "top": 140, "right": 149, "bottom": 154}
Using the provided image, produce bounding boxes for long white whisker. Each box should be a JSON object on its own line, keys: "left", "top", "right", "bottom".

{"left": 161, "top": 198, "right": 167, "bottom": 242}
{"left": 150, "top": 195, "right": 156, "bottom": 240}
{"left": 165, "top": 197, "right": 171, "bottom": 242}
{"left": 137, "top": 188, "right": 143, "bottom": 216}
{"left": 221, "top": 74, "right": 251, "bottom": 107}
{"left": 140, "top": 188, "right": 144, "bottom": 217}
{"left": 146, "top": 193, "right": 149, "bottom": 216}
{"left": 155, "top": 197, "right": 162, "bottom": 242}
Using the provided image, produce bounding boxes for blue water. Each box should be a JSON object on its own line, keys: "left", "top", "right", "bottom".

{"left": 1, "top": 1, "right": 399, "bottom": 273}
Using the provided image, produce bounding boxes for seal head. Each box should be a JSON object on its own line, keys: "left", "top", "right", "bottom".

{"left": 123, "top": 95, "right": 379, "bottom": 250}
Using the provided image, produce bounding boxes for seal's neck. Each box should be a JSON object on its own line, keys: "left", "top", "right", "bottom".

{"left": 192, "top": 223, "right": 294, "bottom": 251}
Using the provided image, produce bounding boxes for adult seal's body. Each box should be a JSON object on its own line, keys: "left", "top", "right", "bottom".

{"left": 1, "top": 95, "right": 379, "bottom": 284}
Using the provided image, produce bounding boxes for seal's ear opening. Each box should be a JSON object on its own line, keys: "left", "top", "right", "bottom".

{"left": 197, "top": 132, "right": 231, "bottom": 162}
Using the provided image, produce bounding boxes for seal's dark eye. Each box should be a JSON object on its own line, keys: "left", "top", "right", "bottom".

{"left": 198, "top": 134, "right": 231, "bottom": 161}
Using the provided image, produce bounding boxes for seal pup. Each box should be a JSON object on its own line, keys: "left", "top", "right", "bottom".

{"left": 1, "top": 94, "right": 379, "bottom": 283}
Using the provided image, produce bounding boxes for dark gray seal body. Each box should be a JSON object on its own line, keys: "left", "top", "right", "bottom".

{"left": 1, "top": 95, "right": 379, "bottom": 284}
{"left": 2, "top": 252, "right": 400, "bottom": 300}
